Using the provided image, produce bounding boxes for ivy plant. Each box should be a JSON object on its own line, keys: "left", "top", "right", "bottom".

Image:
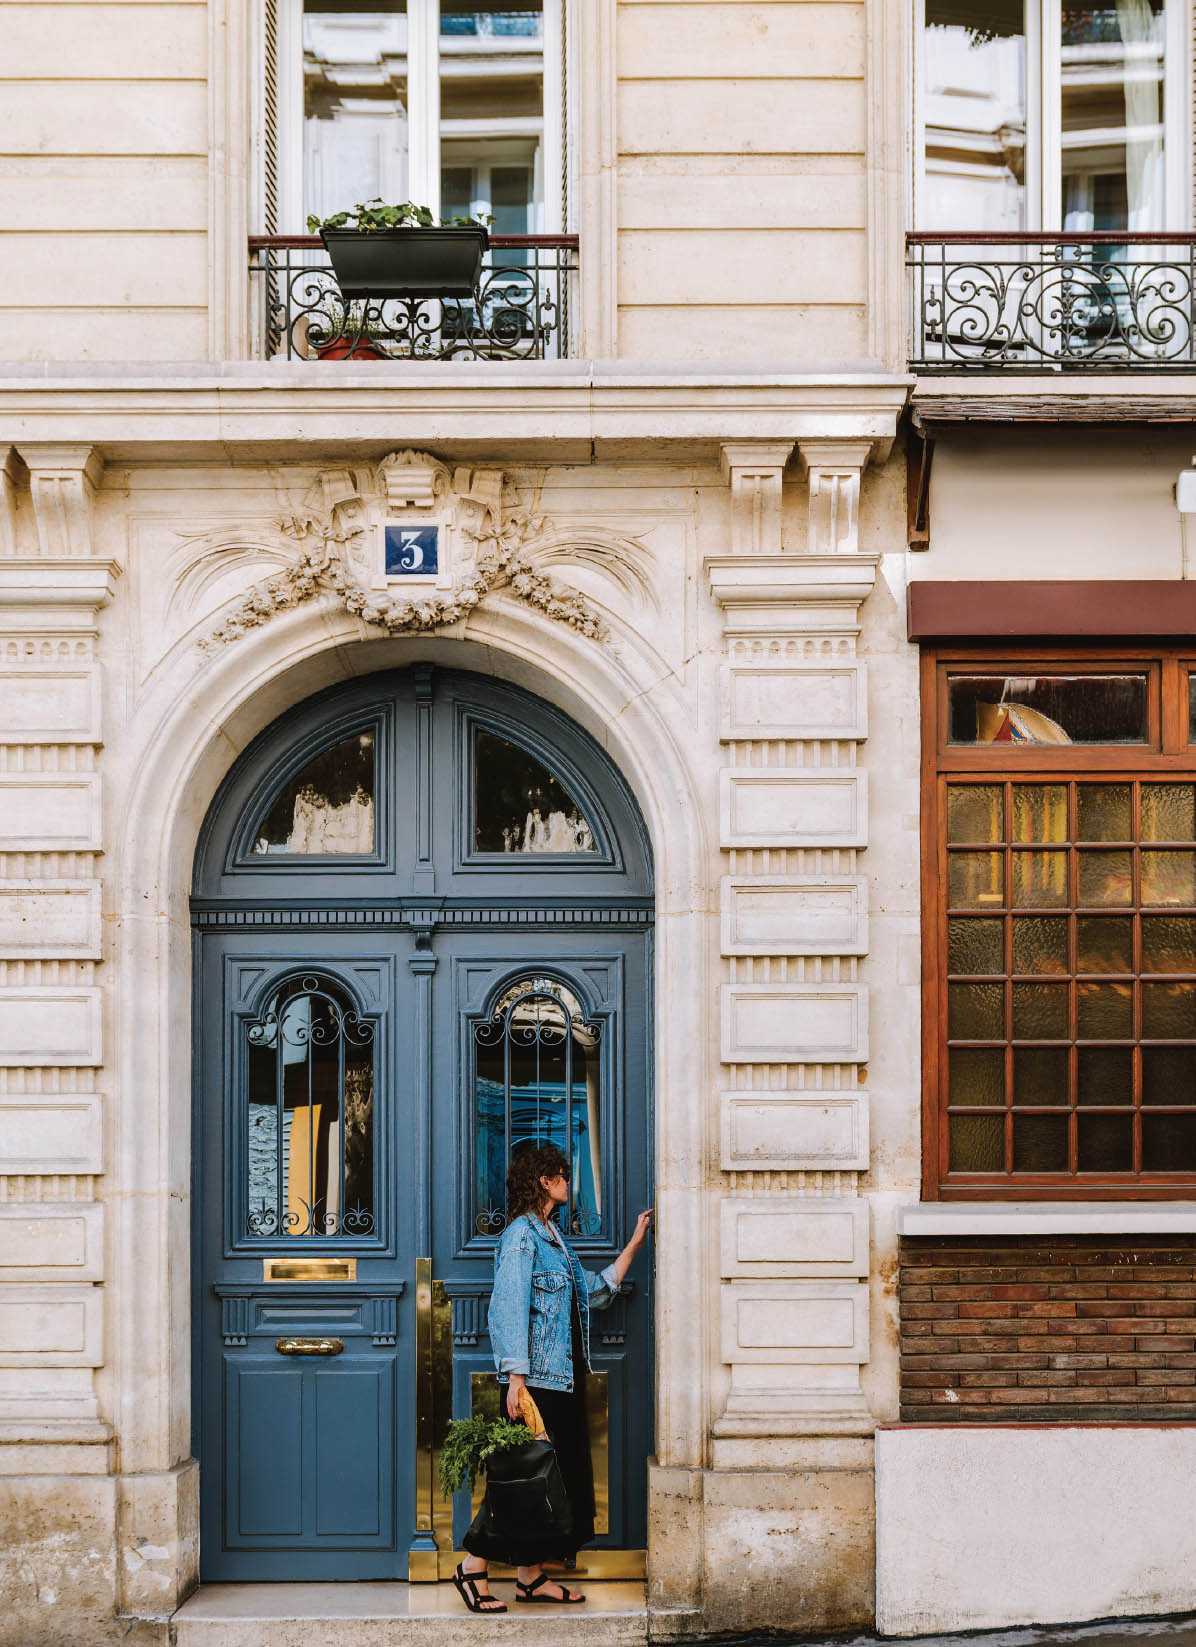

{"left": 307, "top": 198, "right": 494, "bottom": 235}
{"left": 438, "top": 1414, "right": 532, "bottom": 1500}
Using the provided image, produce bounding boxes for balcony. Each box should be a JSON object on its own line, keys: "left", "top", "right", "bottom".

{"left": 908, "top": 233, "right": 1196, "bottom": 373}
{"left": 248, "top": 234, "right": 579, "bottom": 362}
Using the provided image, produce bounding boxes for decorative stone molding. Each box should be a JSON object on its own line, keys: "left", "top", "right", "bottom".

{"left": 796, "top": 438, "right": 876, "bottom": 558}
{"left": 720, "top": 1090, "right": 869, "bottom": 1173}
{"left": 0, "top": 446, "right": 20, "bottom": 557}
{"left": 203, "top": 450, "right": 604, "bottom": 646}
{"left": 17, "top": 446, "right": 104, "bottom": 561}
{"left": 720, "top": 442, "right": 794, "bottom": 557}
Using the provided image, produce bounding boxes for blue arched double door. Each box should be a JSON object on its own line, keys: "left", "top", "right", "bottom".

{"left": 192, "top": 667, "right": 654, "bottom": 1581}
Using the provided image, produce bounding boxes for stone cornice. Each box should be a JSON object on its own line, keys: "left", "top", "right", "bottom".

{"left": 0, "top": 368, "right": 911, "bottom": 461}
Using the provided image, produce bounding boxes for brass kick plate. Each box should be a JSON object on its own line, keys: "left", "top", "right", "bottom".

{"left": 263, "top": 1257, "right": 357, "bottom": 1282}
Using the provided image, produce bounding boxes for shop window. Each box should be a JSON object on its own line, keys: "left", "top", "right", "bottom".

{"left": 924, "top": 650, "right": 1196, "bottom": 1196}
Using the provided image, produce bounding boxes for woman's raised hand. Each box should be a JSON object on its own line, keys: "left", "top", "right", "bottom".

{"left": 629, "top": 1208, "right": 652, "bottom": 1250}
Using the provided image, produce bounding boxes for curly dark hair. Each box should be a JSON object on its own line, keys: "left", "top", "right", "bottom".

{"left": 506, "top": 1143, "right": 571, "bottom": 1223}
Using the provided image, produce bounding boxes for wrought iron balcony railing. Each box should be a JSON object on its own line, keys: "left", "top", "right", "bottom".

{"left": 908, "top": 232, "right": 1196, "bottom": 372}
{"left": 248, "top": 233, "right": 579, "bottom": 361}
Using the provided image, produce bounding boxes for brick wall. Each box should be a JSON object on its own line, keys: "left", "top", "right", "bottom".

{"left": 900, "top": 1236, "right": 1196, "bottom": 1422}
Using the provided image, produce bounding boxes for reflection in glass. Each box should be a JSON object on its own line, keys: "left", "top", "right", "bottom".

{"left": 1141, "top": 851, "right": 1196, "bottom": 906}
{"left": 949, "top": 982, "right": 1004, "bottom": 1041}
{"left": 1076, "top": 784, "right": 1131, "bottom": 841}
{"left": 1077, "top": 916, "right": 1132, "bottom": 973}
{"left": 1077, "top": 980, "right": 1132, "bottom": 1039}
{"left": 1061, "top": 0, "right": 1166, "bottom": 235}
{"left": 1011, "top": 850, "right": 1067, "bottom": 907}
{"left": 921, "top": 1, "right": 1026, "bottom": 232}
{"left": 1012, "top": 916, "right": 1067, "bottom": 975}
{"left": 441, "top": 4, "right": 543, "bottom": 237}
{"left": 245, "top": 976, "right": 375, "bottom": 1238}
{"left": 253, "top": 733, "right": 375, "bottom": 855}
{"left": 949, "top": 851, "right": 1004, "bottom": 909}
{"left": 1077, "top": 1112, "right": 1132, "bottom": 1172}
{"left": 303, "top": 3, "right": 410, "bottom": 227}
{"left": 947, "top": 785, "right": 1004, "bottom": 843}
{"left": 1078, "top": 1045, "right": 1132, "bottom": 1106}
{"left": 949, "top": 1113, "right": 1004, "bottom": 1172}
{"left": 1143, "top": 1113, "right": 1196, "bottom": 1170}
{"left": 1143, "top": 1045, "right": 1196, "bottom": 1104}
{"left": 949, "top": 918, "right": 1004, "bottom": 975}
{"left": 950, "top": 1046, "right": 1005, "bottom": 1107}
{"left": 1077, "top": 849, "right": 1133, "bottom": 906}
{"left": 1014, "top": 1046, "right": 1069, "bottom": 1106}
{"left": 1012, "top": 981, "right": 1068, "bottom": 1040}
{"left": 1012, "top": 785, "right": 1068, "bottom": 843}
{"left": 947, "top": 675, "right": 1148, "bottom": 744}
{"left": 473, "top": 977, "right": 602, "bottom": 1237}
{"left": 1014, "top": 1113, "right": 1068, "bottom": 1171}
{"left": 474, "top": 731, "right": 597, "bottom": 853}
{"left": 1142, "top": 784, "right": 1196, "bottom": 842}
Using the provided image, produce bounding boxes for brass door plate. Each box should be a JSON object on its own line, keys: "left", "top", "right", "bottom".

{"left": 262, "top": 1257, "right": 357, "bottom": 1282}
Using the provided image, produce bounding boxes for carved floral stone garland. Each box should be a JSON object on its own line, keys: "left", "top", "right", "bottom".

{"left": 203, "top": 504, "right": 605, "bottom": 647}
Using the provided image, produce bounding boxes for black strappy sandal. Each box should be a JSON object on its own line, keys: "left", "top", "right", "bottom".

{"left": 516, "top": 1571, "right": 586, "bottom": 1604}
{"left": 453, "top": 1561, "right": 508, "bottom": 1613}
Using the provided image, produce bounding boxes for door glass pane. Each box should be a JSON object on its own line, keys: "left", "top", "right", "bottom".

{"left": 949, "top": 1113, "right": 1005, "bottom": 1171}
{"left": 252, "top": 732, "right": 375, "bottom": 855}
{"left": 1142, "top": 981, "right": 1196, "bottom": 1038}
{"left": 947, "top": 784, "right": 1004, "bottom": 842}
{"left": 949, "top": 1046, "right": 1005, "bottom": 1105}
{"left": 1143, "top": 1113, "right": 1196, "bottom": 1170}
{"left": 1143, "top": 1044, "right": 1196, "bottom": 1103}
{"left": 1012, "top": 784, "right": 1068, "bottom": 842}
{"left": 949, "top": 982, "right": 1005, "bottom": 1040}
{"left": 1076, "top": 783, "right": 1131, "bottom": 840}
{"left": 1011, "top": 850, "right": 1067, "bottom": 906}
{"left": 303, "top": 3, "right": 409, "bottom": 227}
{"left": 474, "top": 730, "right": 598, "bottom": 853}
{"left": 1077, "top": 849, "right": 1133, "bottom": 906}
{"left": 1142, "top": 850, "right": 1196, "bottom": 905}
{"left": 1061, "top": 0, "right": 1166, "bottom": 234}
{"left": 1078, "top": 1044, "right": 1132, "bottom": 1105}
{"left": 1077, "top": 980, "right": 1133, "bottom": 1039}
{"left": 1013, "top": 1113, "right": 1068, "bottom": 1170}
{"left": 1141, "top": 915, "right": 1196, "bottom": 972}
{"left": 947, "top": 674, "right": 1148, "bottom": 743}
{"left": 245, "top": 977, "right": 375, "bottom": 1238}
{"left": 921, "top": 1, "right": 1026, "bottom": 231}
{"left": 1014, "top": 1045, "right": 1069, "bottom": 1105}
{"left": 1142, "top": 784, "right": 1196, "bottom": 842}
{"left": 1012, "top": 916, "right": 1068, "bottom": 974}
{"left": 1077, "top": 915, "right": 1132, "bottom": 972}
{"left": 1012, "top": 981, "right": 1068, "bottom": 1039}
{"left": 1077, "top": 1112, "right": 1133, "bottom": 1171}
{"left": 473, "top": 977, "right": 602, "bottom": 1237}
{"left": 949, "top": 917, "right": 1004, "bottom": 974}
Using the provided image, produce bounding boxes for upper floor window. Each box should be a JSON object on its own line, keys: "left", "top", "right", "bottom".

{"left": 262, "top": 1, "right": 565, "bottom": 234}
{"left": 915, "top": 0, "right": 1190, "bottom": 230}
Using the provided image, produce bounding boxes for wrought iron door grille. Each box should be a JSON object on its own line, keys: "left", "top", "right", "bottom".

{"left": 248, "top": 234, "right": 578, "bottom": 362}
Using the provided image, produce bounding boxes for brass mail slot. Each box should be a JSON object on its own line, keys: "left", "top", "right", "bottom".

{"left": 275, "top": 1337, "right": 345, "bottom": 1356}
{"left": 262, "top": 1257, "right": 357, "bottom": 1283}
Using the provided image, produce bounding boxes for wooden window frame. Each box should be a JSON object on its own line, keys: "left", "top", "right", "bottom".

{"left": 922, "top": 645, "right": 1196, "bottom": 1200}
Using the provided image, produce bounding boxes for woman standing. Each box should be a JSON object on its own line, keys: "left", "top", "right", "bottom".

{"left": 453, "top": 1144, "right": 652, "bottom": 1612}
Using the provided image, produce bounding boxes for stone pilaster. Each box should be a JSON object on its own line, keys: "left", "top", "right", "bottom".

{"left": 707, "top": 438, "right": 879, "bottom": 1451}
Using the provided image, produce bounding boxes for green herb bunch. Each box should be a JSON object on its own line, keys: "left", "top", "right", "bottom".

{"left": 438, "top": 1414, "right": 532, "bottom": 1499}
{"left": 307, "top": 198, "right": 494, "bottom": 235}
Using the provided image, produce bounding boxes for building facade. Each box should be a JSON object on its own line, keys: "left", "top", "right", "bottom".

{"left": 2, "top": 2, "right": 1196, "bottom": 1644}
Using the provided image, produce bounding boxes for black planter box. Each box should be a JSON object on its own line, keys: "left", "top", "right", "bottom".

{"left": 320, "top": 225, "right": 489, "bottom": 299}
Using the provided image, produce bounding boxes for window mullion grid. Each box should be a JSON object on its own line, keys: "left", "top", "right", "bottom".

{"left": 1004, "top": 779, "right": 1014, "bottom": 1177}
{"left": 1067, "top": 779, "right": 1078, "bottom": 1177}
{"left": 1133, "top": 779, "right": 1144, "bottom": 1173}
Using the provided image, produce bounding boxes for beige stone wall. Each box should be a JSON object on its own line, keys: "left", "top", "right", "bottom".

{"left": 0, "top": 1, "right": 210, "bottom": 362}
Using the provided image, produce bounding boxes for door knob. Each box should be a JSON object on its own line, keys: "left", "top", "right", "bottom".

{"left": 274, "top": 1336, "right": 345, "bottom": 1356}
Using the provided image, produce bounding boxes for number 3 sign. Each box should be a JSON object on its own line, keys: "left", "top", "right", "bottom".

{"left": 384, "top": 524, "right": 440, "bottom": 577}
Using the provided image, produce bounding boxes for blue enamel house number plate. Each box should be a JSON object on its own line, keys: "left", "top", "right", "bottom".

{"left": 384, "top": 524, "right": 439, "bottom": 577}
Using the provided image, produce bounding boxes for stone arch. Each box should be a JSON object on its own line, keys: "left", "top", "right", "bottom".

{"left": 108, "top": 594, "right": 711, "bottom": 1531}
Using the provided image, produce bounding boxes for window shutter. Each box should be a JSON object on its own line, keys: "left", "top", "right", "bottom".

{"left": 262, "top": 0, "right": 279, "bottom": 235}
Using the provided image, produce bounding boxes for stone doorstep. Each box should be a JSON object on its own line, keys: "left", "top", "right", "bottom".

{"left": 170, "top": 1581, "right": 656, "bottom": 1647}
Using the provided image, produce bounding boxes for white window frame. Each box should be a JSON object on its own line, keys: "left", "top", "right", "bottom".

{"left": 269, "top": 0, "right": 566, "bottom": 235}
{"left": 912, "top": 0, "right": 1193, "bottom": 231}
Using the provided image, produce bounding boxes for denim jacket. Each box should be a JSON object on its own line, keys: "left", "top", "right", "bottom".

{"left": 487, "top": 1212, "right": 620, "bottom": 1393}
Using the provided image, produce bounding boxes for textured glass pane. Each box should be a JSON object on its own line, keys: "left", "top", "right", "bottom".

{"left": 1013, "top": 1114, "right": 1068, "bottom": 1172}
{"left": 253, "top": 733, "right": 375, "bottom": 855}
{"left": 949, "top": 982, "right": 1004, "bottom": 1041}
{"left": 1011, "top": 851, "right": 1067, "bottom": 907}
{"left": 244, "top": 980, "right": 375, "bottom": 1239}
{"left": 1143, "top": 1114, "right": 1196, "bottom": 1172}
{"left": 1143, "top": 1046, "right": 1196, "bottom": 1106}
{"left": 474, "top": 731, "right": 597, "bottom": 854}
{"left": 1076, "top": 784, "right": 1131, "bottom": 842}
{"left": 1012, "top": 785, "right": 1068, "bottom": 843}
{"left": 1141, "top": 917, "right": 1196, "bottom": 974}
{"left": 1077, "top": 916, "right": 1132, "bottom": 974}
{"left": 473, "top": 977, "right": 602, "bottom": 1237}
{"left": 1141, "top": 785, "right": 1196, "bottom": 843}
{"left": 947, "top": 785, "right": 1004, "bottom": 843}
{"left": 1011, "top": 917, "right": 1067, "bottom": 975}
{"left": 1013, "top": 1046, "right": 1069, "bottom": 1107}
{"left": 949, "top": 1047, "right": 1005, "bottom": 1107}
{"left": 949, "top": 1114, "right": 1004, "bottom": 1172}
{"left": 1012, "top": 982, "right": 1068, "bottom": 1040}
{"left": 1141, "top": 852, "right": 1196, "bottom": 907}
{"left": 1077, "top": 850, "right": 1133, "bottom": 907}
{"left": 948, "top": 675, "right": 1147, "bottom": 744}
{"left": 1142, "top": 982, "right": 1196, "bottom": 1039}
{"left": 1077, "top": 981, "right": 1133, "bottom": 1040}
{"left": 948, "top": 852, "right": 1004, "bottom": 909}
{"left": 1078, "top": 1046, "right": 1133, "bottom": 1107}
{"left": 948, "top": 918, "right": 1004, "bottom": 976}
{"left": 1077, "top": 1113, "right": 1133, "bottom": 1173}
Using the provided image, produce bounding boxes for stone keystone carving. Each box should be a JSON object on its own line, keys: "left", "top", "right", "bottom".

{"left": 203, "top": 451, "right": 604, "bottom": 648}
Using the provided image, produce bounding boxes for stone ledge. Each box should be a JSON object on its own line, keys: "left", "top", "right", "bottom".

{"left": 899, "top": 1202, "right": 1196, "bottom": 1237}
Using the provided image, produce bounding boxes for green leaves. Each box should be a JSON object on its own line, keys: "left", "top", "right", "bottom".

{"left": 437, "top": 1414, "right": 532, "bottom": 1499}
{"left": 306, "top": 198, "right": 493, "bottom": 235}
